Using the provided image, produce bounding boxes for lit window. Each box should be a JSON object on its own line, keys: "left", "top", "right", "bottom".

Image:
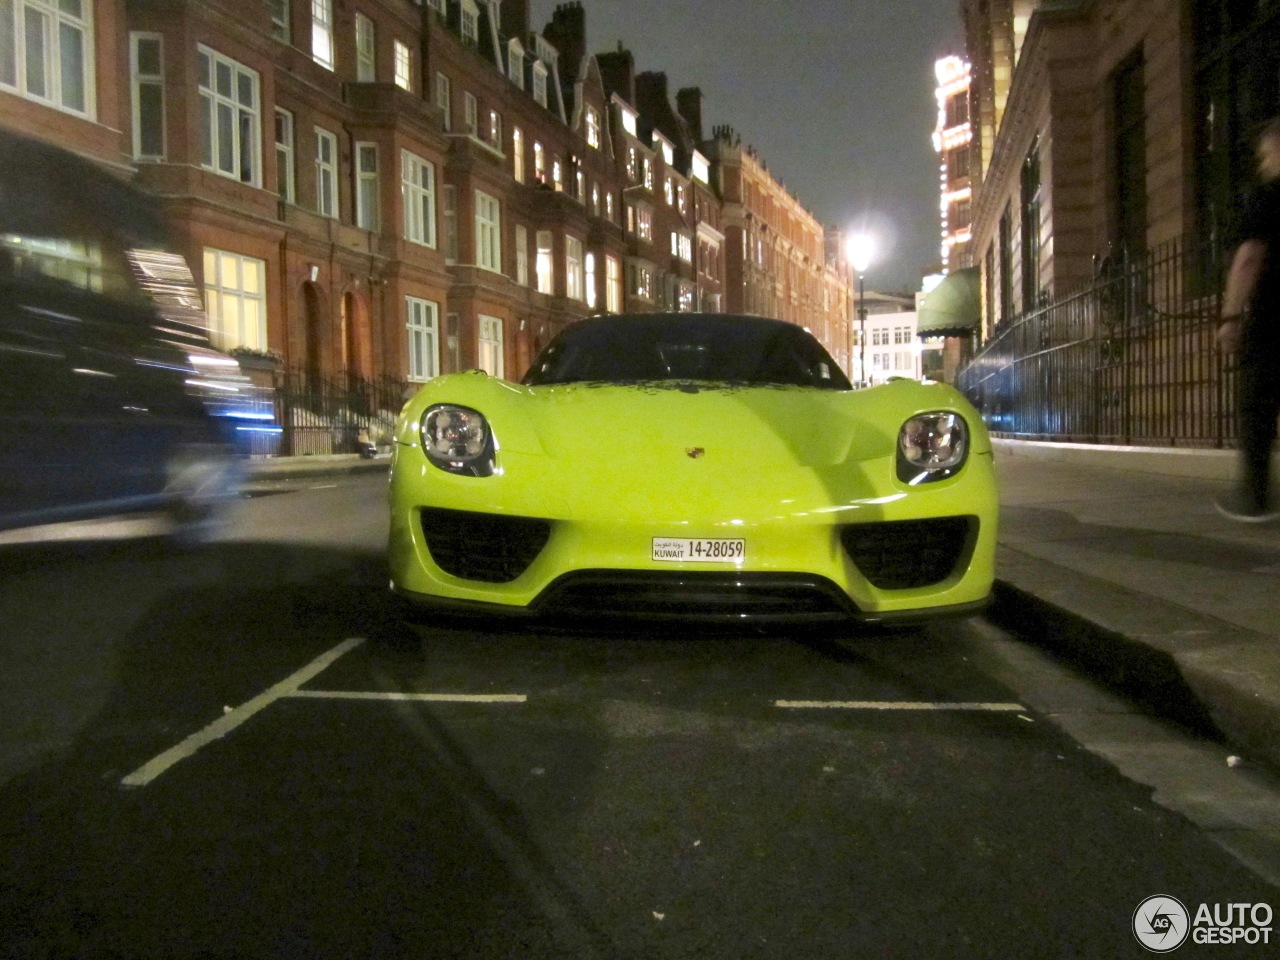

{"left": 512, "top": 127, "right": 524, "bottom": 182}
{"left": 605, "top": 255, "right": 621, "bottom": 312}
{"left": 586, "top": 107, "right": 600, "bottom": 148}
{"left": 402, "top": 150, "right": 436, "bottom": 247}
{"left": 585, "top": 252, "right": 597, "bottom": 309}
{"left": 355, "top": 14, "right": 375, "bottom": 82}
{"left": 203, "top": 248, "right": 267, "bottom": 351}
{"left": 311, "top": 0, "right": 334, "bottom": 70}
{"left": 636, "top": 207, "right": 652, "bottom": 242}
{"left": 534, "top": 141, "right": 545, "bottom": 182}
{"left": 475, "top": 190, "right": 501, "bottom": 273}
{"left": 355, "top": 142, "right": 378, "bottom": 231}
{"left": 0, "top": 0, "right": 91, "bottom": 115}
{"left": 198, "top": 46, "right": 261, "bottom": 186}
{"left": 406, "top": 297, "right": 439, "bottom": 381}
{"left": 552, "top": 158, "right": 562, "bottom": 191}
{"left": 478, "top": 315, "right": 504, "bottom": 378}
{"left": 643, "top": 156, "right": 653, "bottom": 191}
{"left": 536, "top": 230, "right": 553, "bottom": 294}
{"left": 394, "top": 40, "right": 412, "bottom": 92}
{"left": 131, "top": 33, "right": 165, "bottom": 160}
{"left": 488, "top": 109, "right": 502, "bottom": 147}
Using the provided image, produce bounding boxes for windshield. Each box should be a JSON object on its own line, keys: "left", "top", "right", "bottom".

{"left": 522, "top": 313, "right": 852, "bottom": 390}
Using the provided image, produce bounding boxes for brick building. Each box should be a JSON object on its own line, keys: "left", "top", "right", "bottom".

{"left": 961, "top": 0, "right": 1280, "bottom": 339}
{"left": 0, "top": 0, "right": 853, "bottom": 385}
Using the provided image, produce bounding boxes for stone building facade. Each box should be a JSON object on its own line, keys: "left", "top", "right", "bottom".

{"left": 0, "top": 0, "right": 854, "bottom": 385}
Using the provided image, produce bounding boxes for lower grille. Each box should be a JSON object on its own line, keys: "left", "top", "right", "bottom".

{"left": 421, "top": 508, "right": 551, "bottom": 583}
{"left": 533, "top": 570, "right": 858, "bottom": 621}
{"left": 841, "top": 516, "right": 976, "bottom": 590}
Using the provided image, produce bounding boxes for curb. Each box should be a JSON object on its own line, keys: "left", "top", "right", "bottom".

{"left": 990, "top": 545, "right": 1280, "bottom": 773}
{"left": 244, "top": 456, "right": 391, "bottom": 483}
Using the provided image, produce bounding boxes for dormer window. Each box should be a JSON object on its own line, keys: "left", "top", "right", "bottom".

{"left": 426, "top": 0, "right": 446, "bottom": 16}
{"left": 508, "top": 40, "right": 524, "bottom": 89}
{"left": 460, "top": 0, "right": 479, "bottom": 44}
{"left": 532, "top": 62, "right": 548, "bottom": 108}
{"left": 617, "top": 103, "right": 637, "bottom": 137}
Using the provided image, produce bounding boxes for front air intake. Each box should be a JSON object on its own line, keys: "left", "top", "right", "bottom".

{"left": 420, "top": 508, "right": 551, "bottom": 583}
{"left": 841, "top": 516, "right": 976, "bottom": 590}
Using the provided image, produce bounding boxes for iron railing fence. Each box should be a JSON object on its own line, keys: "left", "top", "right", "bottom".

{"left": 956, "top": 237, "right": 1240, "bottom": 447}
{"left": 275, "top": 368, "right": 409, "bottom": 457}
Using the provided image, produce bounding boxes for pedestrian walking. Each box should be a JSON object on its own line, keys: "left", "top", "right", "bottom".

{"left": 1215, "top": 118, "right": 1280, "bottom": 522}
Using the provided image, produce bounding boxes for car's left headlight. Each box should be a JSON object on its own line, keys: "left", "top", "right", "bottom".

{"left": 420, "top": 404, "right": 496, "bottom": 477}
{"left": 897, "top": 412, "right": 968, "bottom": 485}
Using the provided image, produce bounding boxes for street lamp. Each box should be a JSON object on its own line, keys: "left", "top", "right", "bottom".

{"left": 846, "top": 234, "right": 873, "bottom": 387}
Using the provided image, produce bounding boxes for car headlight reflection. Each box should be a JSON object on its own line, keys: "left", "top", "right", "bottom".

{"left": 897, "top": 412, "right": 968, "bottom": 484}
{"left": 421, "top": 404, "right": 496, "bottom": 477}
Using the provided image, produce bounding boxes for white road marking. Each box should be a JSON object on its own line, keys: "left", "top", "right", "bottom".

{"left": 289, "top": 690, "right": 526, "bottom": 703}
{"left": 121, "top": 638, "right": 366, "bottom": 788}
{"left": 775, "top": 700, "right": 1027, "bottom": 711}
{"left": 308, "top": 484, "right": 338, "bottom": 490}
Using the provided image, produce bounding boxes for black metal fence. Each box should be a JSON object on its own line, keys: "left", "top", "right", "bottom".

{"left": 956, "top": 237, "right": 1240, "bottom": 447}
{"left": 273, "top": 368, "right": 409, "bottom": 457}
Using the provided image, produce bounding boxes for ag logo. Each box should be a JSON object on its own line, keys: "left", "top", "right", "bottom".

{"left": 1133, "top": 895, "right": 1190, "bottom": 953}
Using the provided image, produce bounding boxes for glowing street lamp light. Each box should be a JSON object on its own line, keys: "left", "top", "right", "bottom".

{"left": 845, "top": 233, "right": 874, "bottom": 387}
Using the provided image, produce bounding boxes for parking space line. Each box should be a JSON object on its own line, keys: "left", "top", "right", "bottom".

{"left": 775, "top": 700, "right": 1027, "bottom": 711}
{"left": 289, "top": 690, "right": 526, "bottom": 703}
{"left": 120, "top": 637, "right": 366, "bottom": 788}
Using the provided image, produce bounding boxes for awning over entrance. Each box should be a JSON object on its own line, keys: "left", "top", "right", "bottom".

{"left": 917, "top": 266, "right": 980, "bottom": 337}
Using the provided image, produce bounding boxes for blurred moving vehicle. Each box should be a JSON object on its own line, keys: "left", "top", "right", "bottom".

{"left": 0, "top": 129, "right": 275, "bottom": 546}
{"left": 388, "top": 313, "right": 998, "bottom": 624}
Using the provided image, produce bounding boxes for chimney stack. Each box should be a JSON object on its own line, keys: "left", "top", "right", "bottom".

{"left": 677, "top": 87, "right": 704, "bottom": 143}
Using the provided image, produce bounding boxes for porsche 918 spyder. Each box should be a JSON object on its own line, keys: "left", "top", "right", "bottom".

{"left": 388, "top": 313, "right": 996, "bottom": 623}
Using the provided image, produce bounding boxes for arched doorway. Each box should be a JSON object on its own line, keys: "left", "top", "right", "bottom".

{"left": 303, "top": 281, "right": 324, "bottom": 385}
{"left": 340, "top": 290, "right": 371, "bottom": 380}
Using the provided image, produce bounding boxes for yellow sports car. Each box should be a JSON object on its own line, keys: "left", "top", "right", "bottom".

{"left": 389, "top": 313, "right": 996, "bottom": 623}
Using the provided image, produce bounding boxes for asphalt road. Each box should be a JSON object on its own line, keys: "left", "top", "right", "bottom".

{"left": 0, "top": 475, "right": 1276, "bottom": 959}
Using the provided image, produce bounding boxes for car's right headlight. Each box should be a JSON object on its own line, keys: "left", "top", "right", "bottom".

{"left": 420, "top": 404, "right": 495, "bottom": 477}
{"left": 897, "top": 411, "right": 968, "bottom": 485}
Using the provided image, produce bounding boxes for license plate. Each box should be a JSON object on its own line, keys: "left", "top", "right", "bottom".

{"left": 651, "top": 537, "right": 746, "bottom": 562}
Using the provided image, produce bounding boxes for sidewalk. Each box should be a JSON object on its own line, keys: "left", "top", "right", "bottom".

{"left": 990, "top": 439, "right": 1280, "bottom": 772}
{"left": 242, "top": 446, "right": 1280, "bottom": 772}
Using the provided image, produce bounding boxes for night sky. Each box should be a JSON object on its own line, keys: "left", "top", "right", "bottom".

{"left": 529, "top": 0, "right": 965, "bottom": 292}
